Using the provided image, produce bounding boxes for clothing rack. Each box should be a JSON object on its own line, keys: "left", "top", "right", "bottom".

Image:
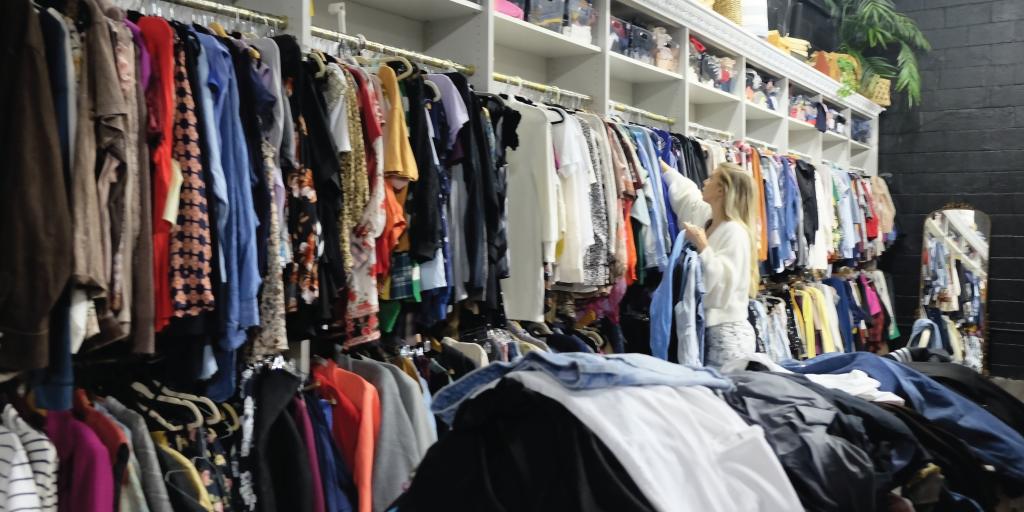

{"left": 309, "top": 26, "right": 475, "bottom": 76}
{"left": 849, "top": 166, "right": 866, "bottom": 173}
{"left": 611, "top": 102, "right": 675, "bottom": 125}
{"left": 788, "top": 150, "right": 813, "bottom": 160}
{"left": 745, "top": 137, "right": 778, "bottom": 152}
{"left": 822, "top": 159, "right": 842, "bottom": 168}
{"left": 156, "top": 0, "right": 287, "bottom": 28}
{"left": 687, "top": 122, "right": 732, "bottom": 139}
{"left": 492, "top": 73, "right": 592, "bottom": 103}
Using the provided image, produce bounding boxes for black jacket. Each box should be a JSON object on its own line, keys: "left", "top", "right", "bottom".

{"left": 877, "top": 402, "right": 1000, "bottom": 511}
{"left": 394, "top": 378, "right": 655, "bottom": 512}
{"left": 723, "top": 371, "right": 876, "bottom": 512}
{"left": 794, "top": 160, "right": 818, "bottom": 245}
{"left": 253, "top": 369, "right": 312, "bottom": 512}
{"left": 907, "top": 362, "right": 1024, "bottom": 439}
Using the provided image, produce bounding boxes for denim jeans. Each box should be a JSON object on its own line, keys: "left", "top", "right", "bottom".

{"left": 431, "top": 351, "right": 732, "bottom": 424}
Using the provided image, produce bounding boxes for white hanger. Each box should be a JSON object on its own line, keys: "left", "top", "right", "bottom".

{"left": 151, "top": 379, "right": 222, "bottom": 425}
{"left": 131, "top": 381, "right": 204, "bottom": 429}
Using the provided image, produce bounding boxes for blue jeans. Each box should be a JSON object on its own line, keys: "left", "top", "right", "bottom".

{"left": 431, "top": 351, "right": 732, "bottom": 424}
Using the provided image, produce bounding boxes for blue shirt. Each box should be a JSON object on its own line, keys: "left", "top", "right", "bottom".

{"left": 189, "top": 28, "right": 230, "bottom": 279}
{"left": 677, "top": 248, "right": 705, "bottom": 366}
{"left": 432, "top": 350, "right": 733, "bottom": 424}
{"left": 197, "top": 34, "right": 260, "bottom": 350}
{"left": 651, "top": 128, "right": 680, "bottom": 241}
{"left": 822, "top": 278, "right": 855, "bottom": 353}
{"left": 628, "top": 127, "right": 669, "bottom": 270}
{"left": 783, "top": 352, "right": 1024, "bottom": 484}
{"left": 650, "top": 230, "right": 689, "bottom": 360}
{"left": 780, "top": 158, "right": 801, "bottom": 263}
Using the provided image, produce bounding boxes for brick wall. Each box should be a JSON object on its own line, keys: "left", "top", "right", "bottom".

{"left": 880, "top": 0, "right": 1024, "bottom": 377}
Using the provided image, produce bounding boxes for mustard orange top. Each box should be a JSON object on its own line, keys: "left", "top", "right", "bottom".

{"left": 377, "top": 66, "right": 418, "bottom": 181}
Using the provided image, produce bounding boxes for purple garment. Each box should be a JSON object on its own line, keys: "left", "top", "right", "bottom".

{"left": 123, "top": 20, "right": 151, "bottom": 90}
{"left": 292, "top": 398, "right": 327, "bottom": 512}
{"left": 49, "top": 410, "right": 115, "bottom": 512}
{"left": 426, "top": 74, "right": 469, "bottom": 149}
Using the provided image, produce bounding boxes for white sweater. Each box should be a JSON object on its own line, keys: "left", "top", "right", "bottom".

{"left": 662, "top": 167, "right": 712, "bottom": 227}
{"left": 700, "top": 221, "right": 752, "bottom": 326}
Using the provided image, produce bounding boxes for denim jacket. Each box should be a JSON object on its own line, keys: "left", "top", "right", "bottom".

{"left": 676, "top": 249, "right": 705, "bottom": 366}
{"left": 431, "top": 351, "right": 732, "bottom": 424}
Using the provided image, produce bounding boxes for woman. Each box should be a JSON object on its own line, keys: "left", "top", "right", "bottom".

{"left": 680, "top": 163, "right": 759, "bottom": 369}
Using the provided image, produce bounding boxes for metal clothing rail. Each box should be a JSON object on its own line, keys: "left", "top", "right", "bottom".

{"left": 612, "top": 102, "right": 675, "bottom": 125}
{"left": 745, "top": 137, "right": 778, "bottom": 151}
{"left": 310, "top": 27, "right": 475, "bottom": 76}
{"left": 492, "top": 73, "right": 591, "bottom": 102}
{"left": 850, "top": 166, "right": 866, "bottom": 173}
{"left": 162, "top": 0, "right": 287, "bottom": 28}
{"left": 788, "top": 150, "right": 813, "bottom": 160}
{"left": 687, "top": 122, "right": 732, "bottom": 139}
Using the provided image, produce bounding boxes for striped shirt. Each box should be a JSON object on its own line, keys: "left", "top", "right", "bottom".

{"left": 0, "top": 423, "right": 41, "bottom": 512}
{"left": 2, "top": 407, "right": 56, "bottom": 512}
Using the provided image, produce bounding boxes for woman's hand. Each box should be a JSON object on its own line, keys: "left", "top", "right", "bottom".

{"left": 683, "top": 222, "right": 709, "bottom": 253}
{"left": 660, "top": 158, "right": 672, "bottom": 175}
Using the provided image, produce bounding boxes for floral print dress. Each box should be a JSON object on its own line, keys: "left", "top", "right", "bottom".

{"left": 169, "top": 42, "right": 215, "bottom": 317}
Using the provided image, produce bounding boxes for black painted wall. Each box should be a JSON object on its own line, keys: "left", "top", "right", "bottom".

{"left": 880, "top": 0, "right": 1024, "bottom": 377}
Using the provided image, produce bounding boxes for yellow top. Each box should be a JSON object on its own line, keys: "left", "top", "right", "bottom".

{"left": 806, "top": 287, "right": 837, "bottom": 353}
{"left": 793, "top": 290, "right": 816, "bottom": 358}
{"left": 378, "top": 65, "right": 418, "bottom": 181}
{"left": 151, "top": 432, "right": 215, "bottom": 512}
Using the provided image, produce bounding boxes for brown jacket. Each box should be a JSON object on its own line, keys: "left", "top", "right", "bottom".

{"left": 0, "top": 0, "right": 74, "bottom": 370}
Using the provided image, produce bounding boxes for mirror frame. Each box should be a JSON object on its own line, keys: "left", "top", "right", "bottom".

{"left": 917, "top": 203, "right": 990, "bottom": 375}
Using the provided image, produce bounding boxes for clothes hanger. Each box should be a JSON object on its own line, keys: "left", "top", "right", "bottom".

{"left": 131, "top": 382, "right": 204, "bottom": 430}
{"left": 150, "top": 379, "right": 222, "bottom": 425}
{"left": 208, "top": 20, "right": 228, "bottom": 36}
{"left": 120, "top": 383, "right": 183, "bottom": 431}
{"left": 307, "top": 50, "right": 327, "bottom": 78}
{"left": 219, "top": 403, "right": 240, "bottom": 432}
{"left": 423, "top": 79, "right": 441, "bottom": 102}
{"left": 380, "top": 55, "right": 413, "bottom": 80}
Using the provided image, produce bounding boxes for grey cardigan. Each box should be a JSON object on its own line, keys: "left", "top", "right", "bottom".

{"left": 335, "top": 354, "right": 420, "bottom": 512}
{"left": 103, "top": 396, "right": 174, "bottom": 512}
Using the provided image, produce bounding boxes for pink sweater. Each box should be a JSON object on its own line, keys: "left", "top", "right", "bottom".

{"left": 48, "top": 410, "right": 114, "bottom": 512}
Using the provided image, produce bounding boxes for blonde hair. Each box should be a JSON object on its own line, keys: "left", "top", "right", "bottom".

{"left": 711, "top": 163, "right": 759, "bottom": 298}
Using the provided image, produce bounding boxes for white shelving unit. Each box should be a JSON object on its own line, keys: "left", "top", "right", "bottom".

{"left": 926, "top": 218, "right": 987, "bottom": 278}
{"left": 246, "top": 0, "right": 883, "bottom": 174}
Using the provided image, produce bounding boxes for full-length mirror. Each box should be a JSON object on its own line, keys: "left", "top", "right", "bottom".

{"left": 916, "top": 208, "right": 989, "bottom": 373}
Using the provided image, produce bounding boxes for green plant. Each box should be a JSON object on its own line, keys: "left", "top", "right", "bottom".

{"left": 836, "top": 57, "right": 859, "bottom": 99}
{"left": 822, "top": 0, "right": 931, "bottom": 108}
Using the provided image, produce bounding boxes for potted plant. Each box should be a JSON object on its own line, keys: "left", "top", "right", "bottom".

{"left": 824, "top": 0, "right": 931, "bottom": 108}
